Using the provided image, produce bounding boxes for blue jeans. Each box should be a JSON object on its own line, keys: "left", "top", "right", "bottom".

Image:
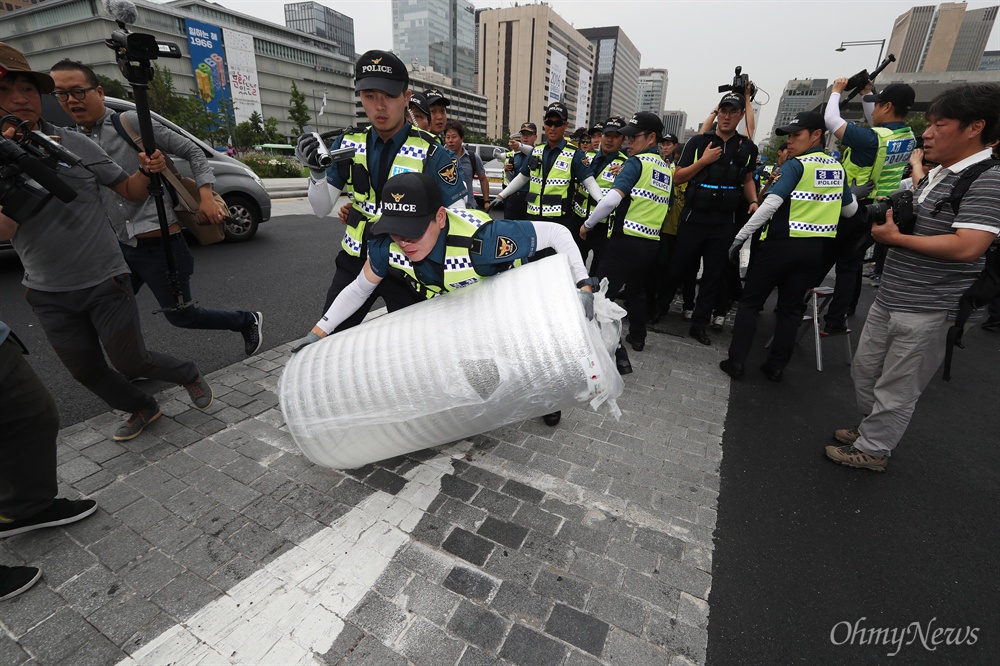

{"left": 121, "top": 235, "right": 251, "bottom": 332}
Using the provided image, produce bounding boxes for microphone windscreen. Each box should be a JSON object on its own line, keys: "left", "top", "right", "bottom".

{"left": 105, "top": 0, "right": 139, "bottom": 25}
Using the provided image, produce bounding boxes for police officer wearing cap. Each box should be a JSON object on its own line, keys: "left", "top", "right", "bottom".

{"left": 662, "top": 92, "right": 760, "bottom": 346}
{"left": 296, "top": 50, "right": 466, "bottom": 331}
{"left": 425, "top": 88, "right": 450, "bottom": 138}
{"left": 574, "top": 116, "right": 629, "bottom": 274}
{"left": 647, "top": 132, "right": 686, "bottom": 320}
{"left": 823, "top": 81, "right": 916, "bottom": 334}
{"left": 407, "top": 91, "right": 432, "bottom": 131}
{"left": 490, "top": 102, "right": 604, "bottom": 239}
{"left": 580, "top": 112, "right": 673, "bottom": 366}
{"left": 502, "top": 122, "right": 537, "bottom": 219}
{"left": 720, "top": 112, "right": 859, "bottom": 382}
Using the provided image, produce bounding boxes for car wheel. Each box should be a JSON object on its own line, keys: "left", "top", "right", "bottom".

{"left": 223, "top": 194, "right": 260, "bottom": 242}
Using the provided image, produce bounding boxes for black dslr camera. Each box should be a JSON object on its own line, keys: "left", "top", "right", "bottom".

{"left": 867, "top": 190, "right": 915, "bottom": 233}
{"left": 719, "top": 66, "right": 750, "bottom": 97}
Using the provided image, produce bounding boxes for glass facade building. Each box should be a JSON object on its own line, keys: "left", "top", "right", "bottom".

{"left": 578, "top": 27, "right": 641, "bottom": 129}
{"left": 284, "top": 2, "right": 356, "bottom": 60}
{"left": 392, "top": 0, "right": 476, "bottom": 91}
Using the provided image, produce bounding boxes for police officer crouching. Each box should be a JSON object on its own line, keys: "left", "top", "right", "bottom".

{"left": 720, "top": 112, "right": 859, "bottom": 382}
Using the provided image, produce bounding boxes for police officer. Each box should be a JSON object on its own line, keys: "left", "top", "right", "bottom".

{"left": 648, "top": 132, "right": 688, "bottom": 321}
{"left": 425, "top": 88, "right": 450, "bottom": 138}
{"left": 573, "top": 116, "right": 628, "bottom": 274}
{"left": 502, "top": 122, "right": 537, "bottom": 219}
{"left": 663, "top": 92, "right": 760, "bottom": 346}
{"left": 589, "top": 121, "right": 605, "bottom": 149}
{"left": 823, "top": 81, "right": 916, "bottom": 333}
{"left": 720, "top": 112, "right": 859, "bottom": 382}
{"left": 489, "top": 102, "right": 604, "bottom": 239}
{"left": 580, "top": 112, "right": 673, "bottom": 367}
{"left": 296, "top": 50, "right": 466, "bottom": 331}
{"left": 407, "top": 91, "right": 432, "bottom": 131}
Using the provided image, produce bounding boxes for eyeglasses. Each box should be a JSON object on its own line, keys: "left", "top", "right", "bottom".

{"left": 544, "top": 118, "right": 565, "bottom": 127}
{"left": 51, "top": 87, "right": 97, "bottom": 102}
{"left": 717, "top": 107, "right": 742, "bottom": 116}
{"left": 629, "top": 132, "right": 648, "bottom": 141}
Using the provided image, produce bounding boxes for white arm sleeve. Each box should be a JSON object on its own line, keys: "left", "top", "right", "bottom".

{"left": 734, "top": 193, "right": 783, "bottom": 243}
{"left": 583, "top": 190, "right": 623, "bottom": 229}
{"left": 518, "top": 142, "right": 533, "bottom": 156}
{"left": 862, "top": 99, "right": 876, "bottom": 126}
{"left": 841, "top": 196, "right": 859, "bottom": 218}
{"left": 532, "top": 221, "right": 589, "bottom": 284}
{"left": 496, "top": 173, "right": 529, "bottom": 200}
{"left": 307, "top": 176, "right": 343, "bottom": 217}
{"left": 825, "top": 93, "right": 847, "bottom": 134}
{"left": 315, "top": 269, "right": 378, "bottom": 335}
{"left": 582, "top": 176, "right": 603, "bottom": 202}
{"left": 450, "top": 199, "right": 467, "bottom": 209}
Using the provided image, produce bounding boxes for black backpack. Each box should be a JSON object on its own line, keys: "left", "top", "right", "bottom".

{"left": 938, "top": 159, "right": 1000, "bottom": 381}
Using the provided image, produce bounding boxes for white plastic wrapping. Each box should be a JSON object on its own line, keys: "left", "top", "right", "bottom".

{"left": 279, "top": 255, "right": 624, "bottom": 469}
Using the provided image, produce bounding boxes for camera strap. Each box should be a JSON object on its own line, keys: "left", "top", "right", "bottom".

{"left": 931, "top": 159, "right": 1000, "bottom": 217}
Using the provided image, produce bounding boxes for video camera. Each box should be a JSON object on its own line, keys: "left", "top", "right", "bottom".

{"left": 0, "top": 115, "right": 78, "bottom": 221}
{"left": 719, "top": 66, "right": 750, "bottom": 97}
{"left": 303, "top": 125, "right": 356, "bottom": 168}
{"left": 840, "top": 54, "right": 896, "bottom": 107}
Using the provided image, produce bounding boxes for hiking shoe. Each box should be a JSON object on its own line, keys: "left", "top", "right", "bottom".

{"left": 0, "top": 566, "right": 41, "bottom": 601}
{"left": 711, "top": 315, "right": 725, "bottom": 331}
{"left": 682, "top": 309, "right": 694, "bottom": 321}
{"left": 834, "top": 427, "right": 860, "bottom": 445}
{"left": 0, "top": 499, "right": 97, "bottom": 539}
{"left": 825, "top": 444, "right": 887, "bottom": 472}
{"left": 113, "top": 406, "right": 162, "bottom": 441}
{"left": 242, "top": 311, "right": 264, "bottom": 356}
{"left": 184, "top": 373, "right": 214, "bottom": 410}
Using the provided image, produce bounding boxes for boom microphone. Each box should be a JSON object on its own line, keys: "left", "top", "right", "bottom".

{"left": 20, "top": 155, "right": 78, "bottom": 203}
{"left": 105, "top": 0, "right": 139, "bottom": 25}
{"left": 27, "top": 131, "right": 83, "bottom": 167}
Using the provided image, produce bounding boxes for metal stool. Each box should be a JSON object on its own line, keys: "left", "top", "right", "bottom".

{"left": 798, "top": 287, "right": 853, "bottom": 371}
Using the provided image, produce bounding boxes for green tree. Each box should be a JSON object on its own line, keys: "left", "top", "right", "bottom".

{"left": 147, "top": 63, "right": 184, "bottom": 118}
{"left": 907, "top": 112, "right": 927, "bottom": 138}
{"left": 248, "top": 110, "right": 264, "bottom": 136}
{"left": 263, "top": 117, "right": 282, "bottom": 143}
{"left": 96, "top": 73, "right": 130, "bottom": 100}
{"left": 288, "top": 82, "right": 311, "bottom": 136}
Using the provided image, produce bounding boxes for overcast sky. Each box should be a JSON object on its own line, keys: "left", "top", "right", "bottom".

{"left": 214, "top": 0, "right": 1000, "bottom": 140}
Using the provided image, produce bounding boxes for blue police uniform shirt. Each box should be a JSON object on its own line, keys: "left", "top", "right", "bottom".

{"left": 841, "top": 121, "right": 909, "bottom": 168}
{"left": 768, "top": 147, "right": 854, "bottom": 206}
{"left": 324, "top": 122, "right": 466, "bottom": 206}
{"left": 367, "top": 218, "right": 539, "bottom": 287}
{"left": 516, "top": 138, "right": 591, "bottom": 181}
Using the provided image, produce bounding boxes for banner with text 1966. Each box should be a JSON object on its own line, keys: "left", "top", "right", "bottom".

{"left": 548, "top": 49, "right": 567, "bottom": 105}
{"left": 184, "top": 18, "right": 231, "bottom": 119}
{"left": 222, "top": 29, "right": 263, "bottom": 125}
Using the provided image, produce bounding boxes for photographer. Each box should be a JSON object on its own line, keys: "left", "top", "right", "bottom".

{"left": 826, "top": 83, "right": 1000, "bottom": 473}
{"left": 49, "top": 61, "right": 263, "bottom": 357}
{"left": 0, "top": 44, "right": 213, "bottom": 442}
{"left": 823, "top": 80, "right": 916, "bottom": 333}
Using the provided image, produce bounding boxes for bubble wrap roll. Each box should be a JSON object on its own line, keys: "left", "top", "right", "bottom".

{"left": 279, "top": 255, "right": 624, "bottom": 470}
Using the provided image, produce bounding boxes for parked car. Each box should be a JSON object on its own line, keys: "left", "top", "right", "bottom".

{"left": 38, "top": 95, "right": 271, "bottom": 243}
{"left": 466, "top": 144, "right": 507, "bottom": 208}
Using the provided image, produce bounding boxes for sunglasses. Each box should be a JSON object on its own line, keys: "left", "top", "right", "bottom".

{"left": 544, "top": 118, "right": 566, "bottom": 127}
{"left": 51, "top": 87, "right": 97, "bottom": 102}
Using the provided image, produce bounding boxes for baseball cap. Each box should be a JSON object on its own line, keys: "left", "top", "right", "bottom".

{"left": 775, "top": 111, "right": 825, "bottom": 136}
{"left": 0, "top": 42, "right": 54, "bottom": 94}
{"left": 589, "top": 121, "right": 605, "bottom": 135}
{"left": 425, "top": 88, "right": 450, "bottom": 107}
{"left": 660, "top": 133, "right": 679, "bottom": 144}
{"left": 409, "top": 91, "right": 430, "bottom": 116}
{"left": 718, "top": 92, "right": 745, "bottom": 109}
{"left": 519, "top": 122, "right": 537, "bottom": 134}
{"left": 601, "top": 116, "right": 628, "bottom": 134}
{"left": 370, "top": 172, "right": 443, "bottom": 239}
{"left": 620, "top": 112, "right": 664, "bottom": 137}
{"left": 544, "top": 102, "right": 568, "bottom": 120}
{"left": 863, "top": 83, "right": 915, "bottom": 111}
{"left": 354, "top": 50, "right": 408, "bottom": 96}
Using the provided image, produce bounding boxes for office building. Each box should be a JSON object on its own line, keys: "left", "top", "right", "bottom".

{"left": 637, "top": 68, "right": 668, "bottom": 116}
{"left": 662, "top": 110, "right": 687, "bottom": 141}
{"left": 478, "top": 5, "right": 594, "bottom": 139}
{"left": 770, "top": 78, "right": 828, "bottom": 139}
{"left": 392, "top": 0, "right": 476, "bottom": 91}
{"left": 284, "top": 2, "right": 356, "bottom": 60}
{"left": 578, "top": 27, "right": 641, "bottom": 128}
{"left": 0, "top": 0, "right": 43, "bottom": 14}
{"left": 981, "top": 50, "right": 1000, "bottom": 69}
{"left": 886, "top": 2, "right": 998, "bottom": 73}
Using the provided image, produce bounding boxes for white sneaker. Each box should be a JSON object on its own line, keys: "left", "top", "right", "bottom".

{"left": 711, "top": 315, "right": 725, "bottom": 330}
{"left": 682, "top": 310, "right": 694, "bottom": 321}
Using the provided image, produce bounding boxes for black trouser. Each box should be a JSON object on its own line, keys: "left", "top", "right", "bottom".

{"left": 0, "top": 336, "right": 59, "bottom": 522}
{"left": 505, "top": 190, "right": 529, "bottom": 220}
{"left": 582, "top": 222, "right": 609, "bottom": 275}
{"left": 728, "top": 237, "right": 829, "bottom": 369}
{"left": 661, "top": 221, "right": 734, "bottom": 328}
{"left": 323, "top": 248, "right": 424, "bottom": 333}
{"left": 27, "top": 277, "right": 199, "bottom": 414}
{"left": 598, "top": 235, "right": 660, "bottom": 343}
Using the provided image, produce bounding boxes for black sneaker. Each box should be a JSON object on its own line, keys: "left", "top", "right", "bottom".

{"left": 0, "top": 565, "right": 41, "bottom": 601}
{"left": 542, "top": 411, "right": 561, "bottom": 426}
{"left": 242, "top": 311, "right": 264, "bottom": 356}
{"left": 0, "top": 499, "right": 97, "bottom": 539}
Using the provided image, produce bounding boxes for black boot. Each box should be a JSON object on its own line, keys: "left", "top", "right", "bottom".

{"left": 543, "top": 411, "right": 561, "bottom": 426}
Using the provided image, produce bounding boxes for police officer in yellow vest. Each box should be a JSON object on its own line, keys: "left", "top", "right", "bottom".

{"left": 501, "top": 122, "right": 537, "bottom": 220}
{"left": 823, "top": 81, "right": 916, "bottom": 333}
{"left": 296, "top": 50, "right": 467, "bottom": 331}
{"left": 720, "top": 112, "right": 859, "bottom": 382}
{"left": 489, "top": 102, "right": 604, "bottom": 237}
{"left": 574, "top": 116, "right": 629, "bottom": 274}
{"left": 580, "top": 112, "right": 673, "bottom": 371}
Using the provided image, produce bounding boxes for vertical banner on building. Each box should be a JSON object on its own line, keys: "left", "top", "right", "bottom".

{"left": 548, "top": 49, "right": 567, "bottom": 104}
{"left": 222, "top": 29, "right": 262, "bottom": 125}
{"left": 184, "top": 19, "right": 231, "bottom": 118}
{"left": 575, "top": 66, "right": 591, "bottom": 129}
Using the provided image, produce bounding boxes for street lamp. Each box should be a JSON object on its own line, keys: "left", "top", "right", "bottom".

{"left": 835, "top": 39, "right": 886, "bottom": 68}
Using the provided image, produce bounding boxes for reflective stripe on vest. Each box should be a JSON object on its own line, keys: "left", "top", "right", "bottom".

{"left": 612, "top": 153, "right": 672, "bottom": 240}
{"left": 342, "top": 128, "right": 435, "bottom": 257}
{"left": 526, "top": 143, "right": 575, "bottom": 217}
{"left": 574, "top": 150, "right": 626, "bottom": 217}
{"left": 387, "top": 208, "right": 490, "bottom": 299}
{"left": 762, "top": 154, "right": 843, "bottom": 240}
{"left": 843, "top": 126, "right": 916, "bottom": 199}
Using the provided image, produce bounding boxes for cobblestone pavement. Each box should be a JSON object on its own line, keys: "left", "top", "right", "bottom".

{"left": 1, "top": 322, "right": 728, "bottom": 666}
